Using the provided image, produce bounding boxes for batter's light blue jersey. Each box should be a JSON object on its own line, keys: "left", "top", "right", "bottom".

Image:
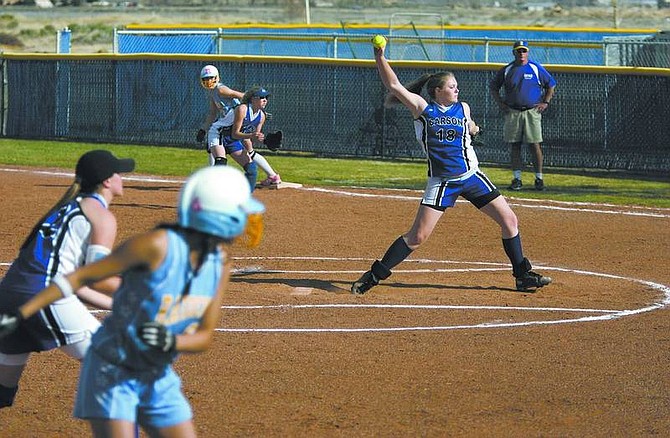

{"left": 90, "top": 228, "right": 224, "bottom": 372}
{"left": 414, "top": 101, "right": 479, "bottom": 179}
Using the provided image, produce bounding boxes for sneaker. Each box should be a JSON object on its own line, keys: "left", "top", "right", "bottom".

{"left": 508, "top": 178, "right": 522, "bottom": 191}
{"left": 260, "top": 174, "right": 281, "bottom": 186}
{"left": 516, "top": 271, "right": 552, "bottom": 292}
{"left": 534, "top": 178, "right": 545, "bottom": 191}
{"left": 351, "top": 270, "right": 379, "bottom": 295}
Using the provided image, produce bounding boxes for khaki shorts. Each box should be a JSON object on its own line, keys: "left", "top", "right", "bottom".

{"left": 503, "top": 108, "right": 543, "bottom": 143}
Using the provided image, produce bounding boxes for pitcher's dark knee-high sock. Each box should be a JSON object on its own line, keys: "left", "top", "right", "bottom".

{"left": 0, "top": 384, "right": 18, "bottom": 408}
{"left": 379, "top": 236, "right": 414, "bottom": 271}
{"left": 503, "top": 234, "right": 530, "bottom": 277}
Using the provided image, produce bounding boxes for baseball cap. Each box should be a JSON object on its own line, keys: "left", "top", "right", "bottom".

{"left": 253, "top": 88, "right": 270, "bottom": 98}
{"left": 513, "top": 40, "right": 529, "bottom": 51}
{"left": 75, "top": 150, "right": 135, "bottom": 187}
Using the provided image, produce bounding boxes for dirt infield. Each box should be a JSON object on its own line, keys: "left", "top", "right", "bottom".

{"left": 1, "top": 166, "right": 669, "bottom": 437}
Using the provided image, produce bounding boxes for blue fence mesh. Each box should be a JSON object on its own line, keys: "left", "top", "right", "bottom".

{"left": 115, "top": 25, "right": 660, "bottom": 65}
{"left": 2, "top": 54, "right": 669, "bottom": 173}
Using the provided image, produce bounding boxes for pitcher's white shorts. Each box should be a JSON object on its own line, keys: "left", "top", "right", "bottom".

{"left": 74, "top": 349, "right": 192, "bottom": 429}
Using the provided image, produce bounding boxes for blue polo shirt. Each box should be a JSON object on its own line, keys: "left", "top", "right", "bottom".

{"left": 491, "top": 60, "right": 556, "bottom": 109}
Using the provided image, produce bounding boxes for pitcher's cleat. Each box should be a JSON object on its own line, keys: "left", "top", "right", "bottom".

{"left": 351, "top": 260, "right": 392, "bottom": 295}
{"left": 516, "top": 271, "right": 552, "bottom": 292}
{"left": 351, "top": 270, "right": 379, "bottom": 295}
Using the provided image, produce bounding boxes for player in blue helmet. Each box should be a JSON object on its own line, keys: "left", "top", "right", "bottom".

{"left": 0, "top": 166, "right": 264, "bottom": 436}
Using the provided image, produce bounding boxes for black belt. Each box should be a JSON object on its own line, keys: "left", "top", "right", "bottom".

{"left": 510, "top": 105, "right": 533, "bottom": 111}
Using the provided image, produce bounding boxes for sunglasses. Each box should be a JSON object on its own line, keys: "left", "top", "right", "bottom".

{"left": 515, "top": 48, "right": 528, "bottom": 53}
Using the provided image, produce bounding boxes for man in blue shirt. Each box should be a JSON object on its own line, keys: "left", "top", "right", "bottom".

{"left": 490, "top": 40, "right": 556, "bottom": 191}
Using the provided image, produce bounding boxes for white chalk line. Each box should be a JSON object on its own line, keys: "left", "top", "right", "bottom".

{"left": 217, "top": 256, "right": 670, "bottom": 333}
{"left": 2, "top": 168, "right": 669, "bottom": 332}
{"left": 2, "top": 167, "right": 668, "bottom": 218}
{"left": 304, "top": 187, "right": 670, "bottom": 218}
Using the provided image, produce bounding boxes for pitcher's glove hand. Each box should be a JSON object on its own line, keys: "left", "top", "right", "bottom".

{"left": 0, "top": 310, "right": 23, "bottom": 339}
{"left": 471, "top": 126, "right": 484, "bottom": 147}
{"left": 196, "top": 129, "right": 207, "bottom": 143}
{"left": 263, "top": 130, "right": 283, "bottom": 152}
{"left": 139, "top": 322, "right": 176, "bottom": 353}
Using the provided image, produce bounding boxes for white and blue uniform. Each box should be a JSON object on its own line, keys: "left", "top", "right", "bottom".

{"left": 219, "top": 104, "right": 264, "bottom": 154}
{"left": 414, "top": 101, "right": 499, "bottom": 210}
{"left": 73, "top": 228, "right": 224, "bottom": 428}
{"left": 0, "top": 194, "right": 107, "bottom": 355}
{"left": 206, "top": 82, "right": 241, "bottom": 152}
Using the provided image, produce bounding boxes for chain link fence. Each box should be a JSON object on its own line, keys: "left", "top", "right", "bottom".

{"left": 115, "top": 29, "right": 670, "bottom": 66}
{"left": 1, "top": 54, "right": 669, "bottom": 173}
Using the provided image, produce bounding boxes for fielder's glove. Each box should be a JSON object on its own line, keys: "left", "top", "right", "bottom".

{"left": 196, "top": 129, "right": 207, "bottom": 143}
{"left": 0, "top": 310, "right": 23, "bottom": 339}
{"left": 263, "top": 130, "right": 283, "bottom": 152}
{"left": 139, "top": 321, "right": 176, "bottom": 353}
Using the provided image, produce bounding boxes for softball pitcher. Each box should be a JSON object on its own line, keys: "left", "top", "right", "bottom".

{"left": 351, "top": 43, "right": 551, "bottom": 295}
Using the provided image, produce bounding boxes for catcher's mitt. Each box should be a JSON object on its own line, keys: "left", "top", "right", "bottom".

{"left": 263, "top": 130, "right": 283, "bottom": 152}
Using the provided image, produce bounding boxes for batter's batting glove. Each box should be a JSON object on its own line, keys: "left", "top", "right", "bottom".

{"left": 0, "top": 310, "right": 23, "bottom": 339}
{"left": 139, "top": 321, "right": 176, "bottom": 353}
{"left": 263, "top": 130, "right": 283, "bottom": 152}
{"left": 196, "top": 129, "right": 207, "bottom": 143}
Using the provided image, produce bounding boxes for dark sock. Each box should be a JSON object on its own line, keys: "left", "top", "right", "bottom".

{"left": 0, "top": 384, "right": 18, "bottom": 408}
{"left": 502, "top": 234, "right": 524, "bottom": 268}
{"left": 380, "top": 236, "right": 413, "bottom": 270}
{"left": 214, "top": 156, "right": 227, "bottom": 166}
{"left": 371, "top": 260, "right": 392, "bottom": 281}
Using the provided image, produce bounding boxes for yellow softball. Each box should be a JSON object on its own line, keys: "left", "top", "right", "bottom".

{"left": 371, "top": 35, "right": 387, "bottom": 49}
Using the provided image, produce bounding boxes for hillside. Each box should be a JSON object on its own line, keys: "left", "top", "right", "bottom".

{"left": 0, "top": 3, "right": 668, "bottom": 53}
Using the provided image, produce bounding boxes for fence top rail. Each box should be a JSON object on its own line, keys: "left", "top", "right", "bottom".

{"left": 115, "top": 30, "right": 657, "bottom": 48}
{"left": 2, "top": 51, "right": 669, "bottom": 77}
{"left": 123, "top": 22, "right": 661, "bottom": 34}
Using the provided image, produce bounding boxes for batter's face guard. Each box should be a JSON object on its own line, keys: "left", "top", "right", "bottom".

{"left": 178, "top": 166, "right": 264, "bottom": 240}
{"left": 201, "top": 76, "right": 218, "bottom": 90}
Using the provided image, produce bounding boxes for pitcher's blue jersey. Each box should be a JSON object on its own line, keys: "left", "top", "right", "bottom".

{"left": 90, "top": 229, "right": 224, "bottom": 372}
{"left": 414, "top": 101, "right": 479, "bottom": 179}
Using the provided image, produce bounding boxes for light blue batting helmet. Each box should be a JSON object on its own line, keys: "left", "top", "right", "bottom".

{"left": 178, "top": 166, "right": 264, "bottom": 239}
